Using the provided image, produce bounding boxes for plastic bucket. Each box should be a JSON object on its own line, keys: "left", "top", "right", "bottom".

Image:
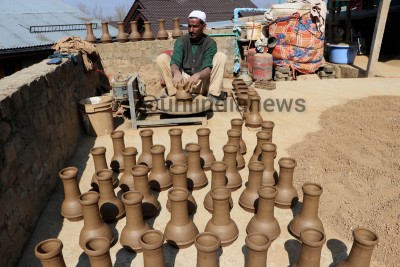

{"left": 79, "top": 96, "right": 114, "bottom": 137}
{"left": 327, "top": 44, "right": 358, "bottom": 64}
{"left": 245, "top": 22, "right": 261, "bottom": 40}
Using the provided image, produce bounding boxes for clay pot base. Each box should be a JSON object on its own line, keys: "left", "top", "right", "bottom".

{"left": 62, "top": 214, "right": 83, "bottom": 222}
{"left": 157, "top": 96, "right": 212, "bottom": 115}
{"left": 274, "top": 199, "right": 299, "bottom": 209}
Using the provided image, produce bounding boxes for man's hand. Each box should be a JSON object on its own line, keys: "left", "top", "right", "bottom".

{"left": 185, "top": 73, "right": 201, "bottom": 91}
{"left": 172, "top": 72, "right": 183, "bottom": 87}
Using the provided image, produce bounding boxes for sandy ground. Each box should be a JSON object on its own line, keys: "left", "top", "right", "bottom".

{"left": 16, "top": 73, "right": 400, "bottom": 267}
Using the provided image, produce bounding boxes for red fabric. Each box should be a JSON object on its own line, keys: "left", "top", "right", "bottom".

{"left": 268, "top": 12, "right": 325, "bottom": 74}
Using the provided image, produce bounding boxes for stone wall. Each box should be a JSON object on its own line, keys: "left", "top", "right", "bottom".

{"left": 0, "top": 55, "right": 101, "bottom": 267}
{"left": 96, "top": 33, "right": 236, "bottom": 95}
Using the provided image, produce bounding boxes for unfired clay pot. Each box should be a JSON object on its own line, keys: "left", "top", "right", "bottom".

{"left": 203, "top": 161, "right": 233, "bottom": 212}
{"left": 96, "top": 169, "right": 125, "bottom": 222}
{"left": 261, "top": 120, "right": 275, "bottom": 141}
{"left": 120, "top": 191, "right": 152, "bottom": 252}
{"left": 172, "top": 17, "right": 183, "bottom": 39}
{"left": 59, "top": 167, "right": 83, "bottom": 221}
{"left": 83, "top": 237, "right": 112, "bottom": 267}
{"left": 157, "top": 19, "right": 169, "bottom": 40}
{"left": 197, "top": 128, "right": 216, "bottom": 171}
{"left": 167, "top": 163, "right": 197, "bottom": 214}
{"left": 90, "top": 147, "right": 118, "bottom": 191}
{"left": 293, "top": 227, "right": 326, "bottom": 267}
{"left": 34, "top": 238, "right": 66, "bottom": 267}
{"left": 149, "top": 144, "right": 172, "bottom": 191}
{"left": 239, "top": 161, "right": 265, "bottom": 212}
{"left": 275, "top": 157, "right": 299, "bottom": 208}
{"left": 132, "top": 165, "right": 161, "bottom": 218}
{"left": 249, "top": 130, "right": 271, "bottom": 163}
{"left": 129, "top": 21, "right": 142, "bottom": 41}
{"left": 336, "top": 227, "right": 379, "bottom": 267}
{"left": 246, "top": 186, "right": 281, "bottom": 240}
{"left": 164, "top": 188, "right": 199, "bottom": 248}
{"left": 85, "top": 22, "right": 97, "bottom": 43}
{"left": 205, "top": 186, "right": 239, "bottom": 246}
{"left": 245, "top": 95, "right": 263, "bottom": 128}
{"left": 230, "top": 118, "right": 247, "bottom": 154}
{"left": 110, "top": 130, "right": 125, "bottom": 172}
{"left": 289, "top": 182, "right": 325, "bottom": 239}
{"left": 120, "top": 147, "right": 137, "bottom": 192}
{"left": 243, "top": 91, "right": 258, "bottom": 120}
{"left": 260, "top": 143, "right": 277, "bottom": 186}
{"left": 139, "top": 230, "right": 166, "bottom": 267}
{"left": 100, "top": 22, "right": 112, "bottom": 43}
{"left": 195, "top": 232, "right": 221, "bottom": 267}
{"left": 226, "top": 129, "right": 245, "bottom": 170}
{"left": 142, "top": 21, "right": 154, "bottom": 41}
{"left": 138, "top": 129, "right": 154, "bottom": 168}
{"left": 186, "top": 143, "right": 208, "bottom": 190}
{"left": 222, "top": 144, "right": 242, "bottom": 191}
{"left": 116, "top": 22, "right": 128, "bottom": 42}
{"left": 166, "top": 128, "right": 187, "bottom": 167}
{"left": 78, "top": 191, "right": 114, "bottom": 249}
{"left": 245, "top": 233, "right": 271, "bottom": 267}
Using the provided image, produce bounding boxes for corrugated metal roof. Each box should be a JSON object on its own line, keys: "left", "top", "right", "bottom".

{"left": 0, "top": 0, "right": 118, "bottom": 51}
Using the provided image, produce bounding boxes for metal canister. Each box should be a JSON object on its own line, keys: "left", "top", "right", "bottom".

{"left": 252, "top": 52, "right": 273, "bottom": 81}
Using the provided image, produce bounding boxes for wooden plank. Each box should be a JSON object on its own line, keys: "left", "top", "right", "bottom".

{"left": 136, "top": 116, "right": 206, "bottom": 127}
{"left": 366, "top": 0, "right": 392, "bottom": 77}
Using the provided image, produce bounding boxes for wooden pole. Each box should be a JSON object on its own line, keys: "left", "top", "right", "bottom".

{"left": 366, "top": 0, "right": 391, "bottom": 77}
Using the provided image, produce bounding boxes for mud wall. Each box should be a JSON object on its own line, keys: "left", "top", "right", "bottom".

{"left": 0, "top": 55, "right": 101, "bottom": 267}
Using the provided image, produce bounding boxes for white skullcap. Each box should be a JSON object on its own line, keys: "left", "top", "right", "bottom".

{"left": 188, "top": 10, "right": 206, "bottom": 23}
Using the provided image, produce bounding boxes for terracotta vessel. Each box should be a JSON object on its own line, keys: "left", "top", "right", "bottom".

{"left": 85, "top": 22, "right": 97, "bottom": 43}
{"left": 167, "top": 163, "right": 197, "bottom": 214}
{"left": 204, "top": 161, "right": 233, "bottom": 212}
{"left": 197, "top": 128, "right": 216, "bottom": 171}
{"left": 195, "top": 232, "right": 221, "bottom": 267}
{"left": 261, "top": 120, "right": 275, "bottom": 141}
{"left": 120, "top": 191, "right": 152, "bottom": 252}
{"left": 222, "top": 144, "right": 242, "bottom": 191}
{"left": 260, "top": 143, "right": 277, "bottom": 186}
{"left": 172, "top": 17, "right": 183, "bottom": 39}
{"left": 245, "top": 233, "right": 271, "bottom": 267}
{"left": 119, "top": 147, "right": 137, "bottom": 192}
{"left": 245, "top": 95, "right": 263, "bottom": 128}
{"left": 34, "top": 238, "right": 66, "bottom": 267}
{"left": 205, "top": 186, "right": 239, "bottom": 246}
{"left": 100, "top": 22, "right": 112, "bottom": 43}
{"left": 289, "top": 182, "right": 324, "bottom": 239}
{"left": 110, "top": 130, "right": 125, "bottom": 172}
{"left": 142, "top": 21, "right": 154, "bottom": 41}
{"left": 186, "top": 143, "right": 208, "bottom": 190}
{"left": 226, "top": 129, "right": 245, "bottom": 170}
{"left": 96, "top": 169, "right": 125, "bottom": 222}
{"left": 129, "top": 21, "right": 142, "bottom": 41}
{"left": 249, "top": 131, "right": 271, "bottom": 163}
{"left": 243, "top": 91, "right": 258, "bottom": 119}
{"left": 337, "top": 227, "right": 379, "bottom": 267}
{"left": 59, "top": 167, "right": 83, "bottom": 221}
{"left": 230, "top": 118, "right": 247, "bottom": 154}
{"left": 232, "top": 78, "right": 245, "bottom": 87}
{"left": 166, "top": 128, "right": 187, "bottom": 167}
{"left": 236, "top": 89, "right": 248, "bottom": 106}
{"left": 78, "top": 191, "right": 114, "bottom": 249}
{"left": 132, "top": 165, "right": 161, "bottom": 218}
{"left": 139, "top": 230, "right": 166, "bottom": 267}
{"left": 275, "top": 157, "right": 298, "bottom": 208}
{"left": 157, "top": 19, "right": 169, "bottom": 40}
{"left": 239, "top": 161, "right": 265, "bottom": 212}
{"left": 164, "top": 188, "right": 199, "bottom": 248}
{"left": 149, "top": 144, "right": 172, "bottom": 191}
{"left": 84, "top": 237, "right": 112, "bottom": 267}
{"left": 246, "top": 186, "right": 281, "bottom": 240}
{"left": 176, "top": 84, "right": 192, "bottom": 101}
{"left": 293, "top": 227, "right": 326, "bottom": 267}
{"left": 138, "top": 129, "right": 154, "bottom": 168}
{"left": 116, "top": 22, "right": 128, "bottom": 42}
{"left": 90, "top": 147, "right": 118, "bottom": 191}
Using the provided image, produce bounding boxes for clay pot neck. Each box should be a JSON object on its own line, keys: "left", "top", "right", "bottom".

{"left": 197, "top": 128, "right": 212, "bottom": 153}
{"left": 34, "top": 238, "right": 65, "bottom": 265}
{"left": 169, "top": 130, "right": 184, "bottom": 152}
{"left": 186, "top": 143, "right": 202, "bottom": 169}
{"left": 141, "top": 136, "right": 153, "bottom": 153}
{"left": 101, "top": 22, "right": 110, "bottom": 33}
{"left": 261, "top": 143, "right": 276, "bottom": 171}
{"left": 122, "top": 147, "right": 137, "bottom": 171}
{"left": 223, "top": 145, "right": 237, "bottom": 170}
{"left": 122, "top": 191, "right": 146, "bottom": 230}
{"left": 247, "top": 162, "right": 265, "bottom": 190}
{"left": 257, "top": 131, "right": 272, "bottom": 146}
{"left": 249, "top": 97, "right": 261, "bottom": 112}
{"left": 296, "top": 228, "right": 325, "bottom": 267}
{"left": 91, "top": 147, "right": 107, "bottom": 171}
{"left": 132, "top": 166, "right": 150, "bottom": 192}
{"left": 169, "top": 188, "right": 190, "bottom": 225}
{"left": 111, "top": 131, "right": 125, "bottom": 151}
{"left": 170, "top": 164, "right": 188, "bottom": 188}
{"left": 195, "top": 232, "right": 221, "bottom": 266}
{"left": 84, "top": 237, "right": 111, "bottom": 265}
{"left": 278, "top": 157, "right": 297, "bottom": 185}
{"left": 96, "top": 170, "right": 115, "bottom": 196}
{"left": 79, "top": 192, "right": 104, "bottom": 228}
{"left": 211, "top": 187, "right": 231, "bottom": 225}
{"left": 256, "top": 186, "right": 277, "bottom": 219}
{"left": 299, "top": 183, "right": 322, "bottom": 220}
{"left": 346, "top": 227, "right": 379, "bottom": 265}
{"left": 151, "top": 145, "right": 167, "bottom": 172}
{"left": 210, "top": 162, "right": 227, "bottom": 188}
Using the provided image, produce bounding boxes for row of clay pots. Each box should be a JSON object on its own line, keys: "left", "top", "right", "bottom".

{"left": 35, "top": 225, "right": 379, "bottom": 267}
{"left": 85, "top": 18, "right": 183, "bottom": 44}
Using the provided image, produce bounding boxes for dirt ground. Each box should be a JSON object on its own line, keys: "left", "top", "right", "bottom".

{"left": 16, "top": 58, "right": 400, "bottom": 267}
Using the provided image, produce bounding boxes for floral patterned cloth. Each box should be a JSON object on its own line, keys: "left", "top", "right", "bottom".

{"left": 268, "top": 12, "right": 325, "bottom": 74}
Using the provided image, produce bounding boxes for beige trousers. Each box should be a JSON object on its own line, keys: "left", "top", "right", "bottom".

{"left": 156, "top": 52, "right": 226, "bottom": 97}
